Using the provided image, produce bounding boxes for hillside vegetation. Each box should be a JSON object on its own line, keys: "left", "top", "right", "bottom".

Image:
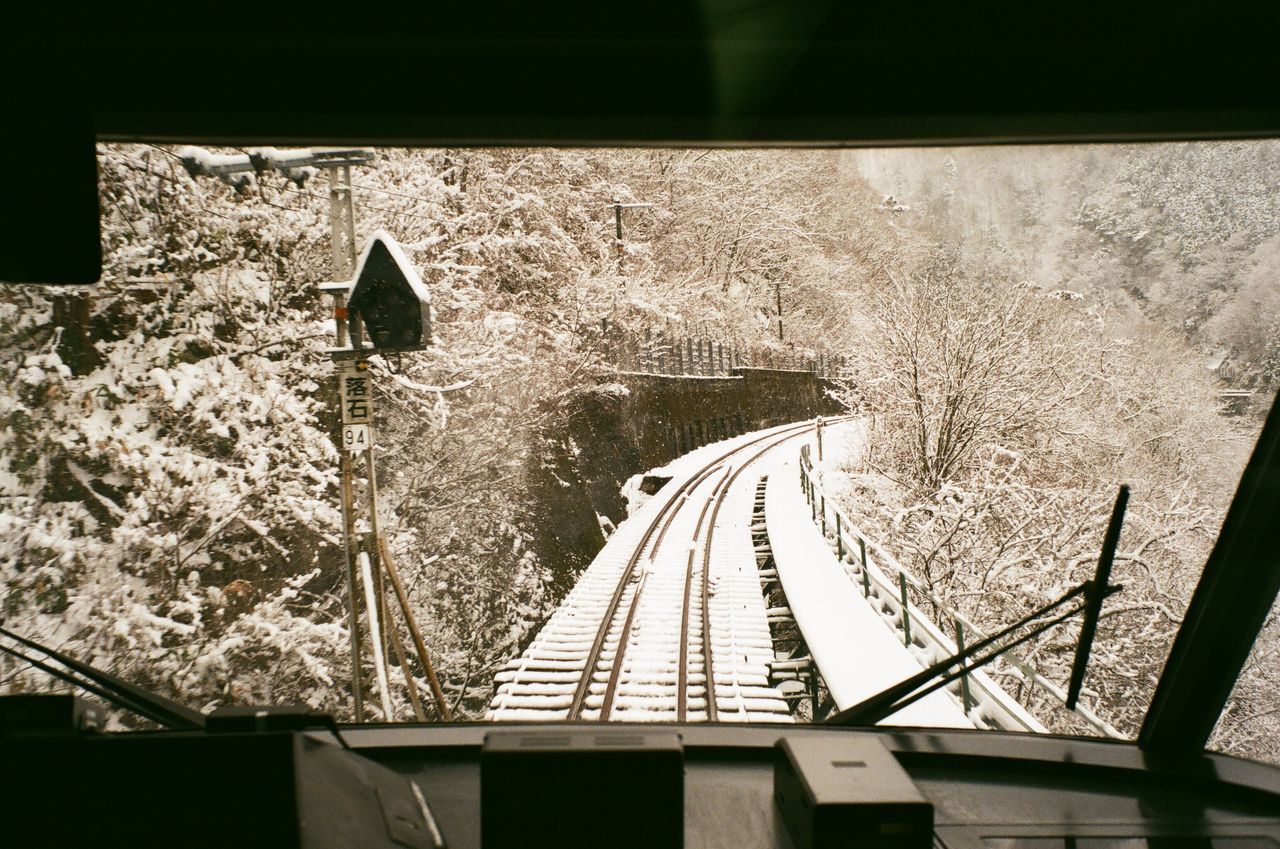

{"left": 838, "top": 142, "right": 1277, "bottom": 761}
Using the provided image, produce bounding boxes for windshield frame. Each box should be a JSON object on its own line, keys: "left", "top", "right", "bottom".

{"left": 4, "top": 17, "right": 1280, "bottom": 756}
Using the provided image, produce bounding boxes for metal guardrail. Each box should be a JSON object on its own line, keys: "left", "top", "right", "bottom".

{"left": 798, "top": 443, "right": 1123, "bottom": 738}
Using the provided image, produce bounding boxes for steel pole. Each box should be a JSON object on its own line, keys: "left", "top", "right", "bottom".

{"left": 339, "top": 451, "right": 365, "bottom": 720}
{"left": 775, "top": 281, "right": 783, "bottom": 342}
{"left": 327, "top": 163, "right": 365, "bottom": 719}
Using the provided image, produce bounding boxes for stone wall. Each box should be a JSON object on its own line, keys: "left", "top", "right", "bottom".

{"left": 613, "top": 368, "right": 843, "bottom": 467}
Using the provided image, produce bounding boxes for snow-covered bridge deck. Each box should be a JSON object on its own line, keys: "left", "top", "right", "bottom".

{"left": 489, "top": 419, "right": 1029, "bottom": 729}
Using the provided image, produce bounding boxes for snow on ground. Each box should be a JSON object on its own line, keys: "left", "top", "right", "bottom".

{"left": 761, "top": 423, "right": 974, "bottom": 729}
{"left": 620, "top": 473, "right": 651, "bottom": 517}
{"left": 791, "top": 421, "right": 1048, "bottom": 733}
{"left": 810, "top": 417, "right": 903, "bottom": 521}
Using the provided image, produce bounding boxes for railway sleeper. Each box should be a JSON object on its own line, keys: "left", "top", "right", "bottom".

{"left": 489, "top": 694, "right": 575, "bottom": 709}
{"left": 501, "top": 659, "right": 588, "bottom": 672}
{"left": 486, "top": 708, "right": 572, "bottom": 720}
{"left": 494, "top": 669, "right": 590, "bottom": 684}
{"left": 494, "top": 682, "right": 576, "bottom": 696}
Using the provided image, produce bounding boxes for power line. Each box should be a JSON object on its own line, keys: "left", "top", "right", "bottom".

{"left": 353, "top": 182, "right": 443, "bottom": 203}
{"left": 142, "top": 143, "right": 183, "bottom": 161}
{"left": 274, "top": 185, "right": 439, "bottom": 225}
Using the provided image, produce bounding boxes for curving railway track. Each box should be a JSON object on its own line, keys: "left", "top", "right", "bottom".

{"left": 490, "top": 417, "right": 849, "bottom": 722}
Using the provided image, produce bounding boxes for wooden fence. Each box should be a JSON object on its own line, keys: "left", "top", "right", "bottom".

{"left": 599, "top": 322, "right": 847, "bottom": 379}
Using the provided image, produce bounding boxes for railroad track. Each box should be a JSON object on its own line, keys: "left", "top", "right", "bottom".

{"left": 490, "top": 417, "right": 850, "bottom": 722}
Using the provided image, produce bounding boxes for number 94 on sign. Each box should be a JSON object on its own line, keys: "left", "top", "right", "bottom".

{"left": 342, "top": 424, "right": 372, "bottom": 453}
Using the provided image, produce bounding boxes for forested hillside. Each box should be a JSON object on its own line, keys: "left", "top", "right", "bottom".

{"left": 849, "top": 142, "right": 1280, "bottom": 398}
{"left": 0, "top": 145, "right": 878, "bottom": 720}
{"left": 837, "top": 142, "right": 1278, "bottom": 762}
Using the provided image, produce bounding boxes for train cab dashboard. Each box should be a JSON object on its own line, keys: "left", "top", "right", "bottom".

{"left": 6, "top": 709, "right": 1277, "bottom": 849}
{"left": 353, "top": 723, "right": 1280, "bottom": 849}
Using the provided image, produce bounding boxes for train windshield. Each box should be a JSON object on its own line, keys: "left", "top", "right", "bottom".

{"left": 1, "top": 141, "right": 1277, "bottom": 765}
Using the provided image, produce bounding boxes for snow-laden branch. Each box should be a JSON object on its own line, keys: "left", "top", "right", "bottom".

{"left": 383, "top": 371, "right": 476, "bottom": 394}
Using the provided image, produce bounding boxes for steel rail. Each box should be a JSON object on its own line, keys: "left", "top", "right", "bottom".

{"left": 649, "top": 464, "right": 724, "bottom": 560}
{"left": 695, "top": 427, "right": 827, "bottom": 721}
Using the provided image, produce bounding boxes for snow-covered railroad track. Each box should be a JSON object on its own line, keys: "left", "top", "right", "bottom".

{"left": 489, "top": 417, "right": 851, "bottom": 722}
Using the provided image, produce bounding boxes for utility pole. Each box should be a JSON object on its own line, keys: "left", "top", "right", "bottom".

{"left": 216, "top": 151, "right": 440, "bottom": 724}
{"left": 606, "top": 198, "right": 653, "bottom": 259}
{"left": 775, "top": 280, "right": 784, "bottom": 342}
{"left": 311, "top": 153, "right": 385, "bottom": 725}
{"left": 327, "top": 230, "right": 437, "bottom": 723}
{"left": 608, "top": 198, "right": 653, "bottom": 242}
{"left": 181, "top": 145, "right": 446, "bottom": 723}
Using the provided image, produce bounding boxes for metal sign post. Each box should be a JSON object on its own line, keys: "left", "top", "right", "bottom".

{"left": 332, "top": 353, "right": 388, "bottom": 722}
{"left": 318, "top": 154, "right": 375, "bottom": 721}
{"left": 323, "top": 229, "right": 435, "bottom": 722}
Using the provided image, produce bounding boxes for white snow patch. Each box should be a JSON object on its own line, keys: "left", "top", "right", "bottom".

{"left": 620, "top": 473, "right": 651, "bottom": 516}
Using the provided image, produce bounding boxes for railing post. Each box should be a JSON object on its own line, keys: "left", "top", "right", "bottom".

{"left": 955, "top": 618, "right": 974, "bottom": 715}
{"left": 820, "top": 494, "right": 826, "bottom": 536}
{"left": 859, "top": 538, "right": 870, "bottom": 595}
{"left": 835, "top": 514, "right": 843, "bottom": 559}
{"left": 899, "top": 573, "right": 912, "bottom": 646}
{"left": 675, "top": 339, "right": 683, "bottom": 374}
{"left": 809, "top": 657, "right": 820, "bottom": 718}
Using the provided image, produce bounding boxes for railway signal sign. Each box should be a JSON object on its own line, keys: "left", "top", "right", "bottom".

{"left": 339, "top": 362, "right": 373, "bottom": 425}
{"left": 342, "top": 424, "right": 371, "bottom": 453}
{"left": 347, "top": 231, "right": 432, "bottom": 353}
